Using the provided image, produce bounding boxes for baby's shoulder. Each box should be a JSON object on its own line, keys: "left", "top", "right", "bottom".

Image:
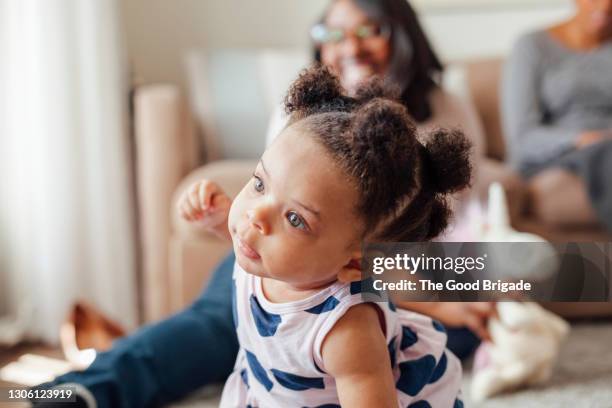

{"left": 320, "top": 303, "right": 389, "bottom": 373}
{"left": 327, "top": 303, "right": 382, "bottom": 336}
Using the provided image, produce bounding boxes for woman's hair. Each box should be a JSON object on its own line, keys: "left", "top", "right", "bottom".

{"left": 285, "top": 65, "right": 471, "bottom": 241}
{"left": 314, "top": 0, "right": 443, "bottom": 122}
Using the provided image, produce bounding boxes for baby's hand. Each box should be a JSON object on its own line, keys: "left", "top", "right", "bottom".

{"left": 178, "top": 180, "right": 232, "bottom": 235}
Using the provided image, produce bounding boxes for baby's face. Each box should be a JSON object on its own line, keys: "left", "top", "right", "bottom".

{"left": 228, "top": 125, "right": 364, "bottom": 289}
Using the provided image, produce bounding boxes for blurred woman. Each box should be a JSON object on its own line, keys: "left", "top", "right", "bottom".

{"left": 269, "top": 0, "right": 485, "bottom": 162}
{"left": 502, "top": 0, "right": 612, "bottom": 230}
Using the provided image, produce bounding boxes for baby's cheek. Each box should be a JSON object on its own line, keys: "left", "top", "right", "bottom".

{"left": 267, "top": 239, "right": 304, "bottom": 275}
{"left": 227, "top": 208, "right": 237, "bottom": 235}
{"left": 228, "top": 192, "right": 247, "bottom": 231}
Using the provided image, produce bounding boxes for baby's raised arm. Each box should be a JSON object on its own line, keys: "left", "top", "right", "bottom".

{"left": 177, "top": 180, "right": 232, "bottom": 241}
{"left": 321, "top": 303, "right": 398, "bottom": 408}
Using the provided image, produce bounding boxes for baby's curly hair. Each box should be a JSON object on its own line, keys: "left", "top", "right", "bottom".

{"left": 283, "top": 65, "right": 472, "bottom": 241}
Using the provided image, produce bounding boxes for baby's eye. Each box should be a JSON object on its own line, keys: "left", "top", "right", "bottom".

{"left": 253, "top": 175, "right": 264, "bottom": 193}
{"left": 286, "top": 211, "right": 307, "bottom": 230}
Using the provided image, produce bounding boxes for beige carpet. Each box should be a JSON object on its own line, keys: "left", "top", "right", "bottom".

{"left": 462, "top": 322, "right": 612, "bottom": 408}
{"left": 171, "top": 322, "right": 612, "bottom": 408}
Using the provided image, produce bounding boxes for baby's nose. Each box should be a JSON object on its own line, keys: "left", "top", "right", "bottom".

{"left": 246, "top": 208, "right": 270, "bottom": 235}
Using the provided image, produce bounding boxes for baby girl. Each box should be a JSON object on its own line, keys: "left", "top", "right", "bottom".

{"left": 178, "top": 66, "right": 470, "bottom": 407}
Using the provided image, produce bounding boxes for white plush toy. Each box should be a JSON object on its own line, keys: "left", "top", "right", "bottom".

{"left": 459, "top": 183, "right": 570, "bottom": 401}
{"left": 470, "top": 301, "right": 570, "bottom": 401}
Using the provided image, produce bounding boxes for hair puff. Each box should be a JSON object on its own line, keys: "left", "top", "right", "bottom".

{"left": 421, "top": 128, "right": 472, "bottom": 194}
{"left": 284, "top": 64, "right": 354, "bottom": 117}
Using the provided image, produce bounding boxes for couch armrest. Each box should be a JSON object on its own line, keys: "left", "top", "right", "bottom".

{"left": 168, "top": 160, "right": 257, "bottom": 310}
{"left": 134, "top": 84, "right": 197, "bottom": 322}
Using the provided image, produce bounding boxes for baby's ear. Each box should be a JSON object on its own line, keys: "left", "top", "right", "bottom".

{"left": 337, "top": 257, "right": 362, "bottom": 283}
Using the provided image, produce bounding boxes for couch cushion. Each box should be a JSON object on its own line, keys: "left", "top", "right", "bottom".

{"left": 184, "top": 49, "right": 309, "bottom": 161}
{"left": 465, "top": 57, "right": 506, "bottom": 161}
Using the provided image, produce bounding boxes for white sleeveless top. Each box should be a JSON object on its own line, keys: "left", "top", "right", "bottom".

{"left": 220, "top": 263, "right": 463, "bottom": 408}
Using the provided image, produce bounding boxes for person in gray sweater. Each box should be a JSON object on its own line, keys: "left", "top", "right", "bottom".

{"left": 502, "top": 0, "right": 612, "bottom": 230}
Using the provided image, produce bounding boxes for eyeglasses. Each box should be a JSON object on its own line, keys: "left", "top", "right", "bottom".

{"left": 310, "top": 23, "right": 391, "bottom": 45}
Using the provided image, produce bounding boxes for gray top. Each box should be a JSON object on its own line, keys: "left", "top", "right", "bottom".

{"left": 501, "top": 30, "right": 612, "bottom": 174}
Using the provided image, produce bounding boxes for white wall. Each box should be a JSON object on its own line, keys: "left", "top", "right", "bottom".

{"left": 121, "top": 0, "right": 328, "bottom": 89}
{"left": 120, "top": 0, "right": 573, "bottom": 89}
{"left": 421, "top": 4, "right": 573, "bottom": 61}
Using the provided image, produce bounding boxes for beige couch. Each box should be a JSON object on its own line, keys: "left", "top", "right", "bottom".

{"left": 133, "top": 52, "right": 611, "bottom": 323}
